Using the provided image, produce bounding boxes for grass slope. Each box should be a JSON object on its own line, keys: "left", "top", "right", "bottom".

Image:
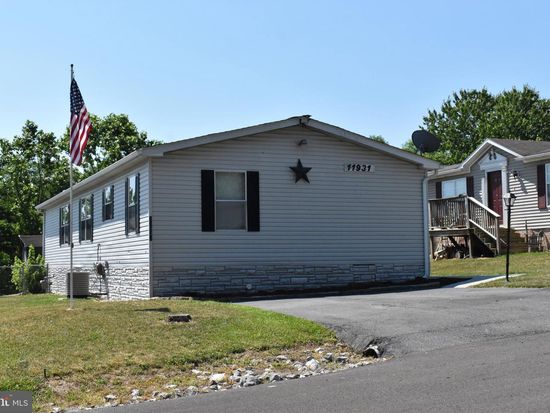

{"left": 0, "top": 295, "right": 334, "bottom": 410}
{"left": 431, "top": 252, "right": 550, "bottom": 288}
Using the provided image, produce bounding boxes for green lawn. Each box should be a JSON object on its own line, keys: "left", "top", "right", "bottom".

{"left": 431, "top": 251, "right": 550, "bottom": 288}
{"left": 0, "top": 294, "right": 335, "bottom": 411}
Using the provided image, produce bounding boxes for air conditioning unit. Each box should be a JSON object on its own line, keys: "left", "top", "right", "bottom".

{"left": 66, "top": 271, "right": 90, "bottom": 298}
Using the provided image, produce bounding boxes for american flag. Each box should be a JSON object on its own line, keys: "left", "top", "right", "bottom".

{"left": 69, "top": 78, "right": 91, "bottom": 165}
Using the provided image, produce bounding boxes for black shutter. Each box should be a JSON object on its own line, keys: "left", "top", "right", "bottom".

{"left": 90, "top": 194, "right": 94, "bottom": 242}
{"left": 435, "top": 181, "right": 442, "bottom": 199}
{"left": 201, "top": 170, "right": 215, "bottom": 232}
{"left": 466, "top": 176, "right": 474, "bottom": 197}
{"left": 149, "top": 216, "right": 153, "bottom": 241}
{"left": 78, "top": 199, "right": 82, "bottom": 242}
{"left": 102, "top": 188, "right": 105, "bottom": 221}
{"left": 59, "top": 208, "right": 62, "bottom": 246}
{"left": 111, "top": 185, "right": 114, "bottom": 219}
{"left": 537, "top": 164, "right": 547, "bottom": 209}
{"left": 125, "top": 178, "right": 129, "bottom": 235}
{"left": 246, "top": 171, "right": 260, "bottom": 232}
{"left": 136, "top": 173, "right": 140, "bottom": 234}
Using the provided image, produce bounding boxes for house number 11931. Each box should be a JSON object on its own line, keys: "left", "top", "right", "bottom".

{"left": 345, "top": 164, "right": 375, "bottom": 172}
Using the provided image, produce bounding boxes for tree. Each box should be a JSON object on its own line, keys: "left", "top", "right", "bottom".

{"left": 11, "top": 245, "right": 46, "bottom": 293}
{"left": 63, "top": 113, "right": 161, "bottom": 178}
{"left": 401, "top": 139, "right": 418, "bottom": 154}
{"left": 402, "top": 86, "right": 550, "bottom": 165}
{"left": 0, "top": 114, "right": 158, "bottom": 267}
{"left": 0, "top": 122, "right": 68, "bottom": 238}
{"left": 490, "top": 87, "right": 550, "bottom": 142}
{"left": 368, "top": 135, "right": 388, "bottom": 144}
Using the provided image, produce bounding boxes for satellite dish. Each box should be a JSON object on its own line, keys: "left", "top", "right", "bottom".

{"left": 412, "top": 130, "right": 440, "bottom": 155}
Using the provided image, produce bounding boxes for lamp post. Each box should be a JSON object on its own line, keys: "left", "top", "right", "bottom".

{"left": 503, "top": 193, "right": 516, "bottom": 282}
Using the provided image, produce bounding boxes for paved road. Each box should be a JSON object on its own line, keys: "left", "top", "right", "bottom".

{"left": 100, "top": 288, "right": 550, "bottom": 412}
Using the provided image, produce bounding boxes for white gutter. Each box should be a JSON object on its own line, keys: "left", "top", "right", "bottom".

{"left": 521, "top": 151, "right": 550, "bottom": 163}
{"left": 422, "top": 174, "right": 431, "bottom": 278}
{"left": 429, "top": 167, "right": 471, "bottom": 178}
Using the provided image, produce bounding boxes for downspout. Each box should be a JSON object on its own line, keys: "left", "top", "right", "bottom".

{"left": 42, "top": 211, "right": 46, "bottom": 261}
{"left": 422, "top": 173, "right": 431, "bottom": 278}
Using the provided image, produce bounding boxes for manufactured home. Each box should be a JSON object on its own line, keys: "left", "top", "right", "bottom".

{"left": 428, "top": 138, "right": 550, "bottom": 257}
{"left": 37, "top": 116, "right": 439, "bottom": 299}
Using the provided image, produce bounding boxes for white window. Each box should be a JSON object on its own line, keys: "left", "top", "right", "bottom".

{"left": 546, "top": 164, "right": 550, "bottom": 207}
{"left": 442, "top": 178, "right": 467, "bottom": 198}
{"left": 215, "top": 172, "right": 246, "bottom": 230}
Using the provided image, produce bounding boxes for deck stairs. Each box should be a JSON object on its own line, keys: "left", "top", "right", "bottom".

{"left": 429, "top": 195, "right": 502, "bottom": 258}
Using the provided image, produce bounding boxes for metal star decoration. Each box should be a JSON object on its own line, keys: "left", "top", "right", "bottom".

{"left": 290, "top": 159, "right": 312, "bottom": 183}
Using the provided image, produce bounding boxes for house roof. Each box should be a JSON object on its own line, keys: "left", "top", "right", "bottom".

{"left": 431, "top": 138, "right": 550, "bottom": 178}
{"left": 489, "top": 138, "right": 550, "bottom": 156}
{"left": 37, "top": 115, "right": 440, "bottom": 210}
{"left": 18, "top": 235, "right": 43, "bottom": 248}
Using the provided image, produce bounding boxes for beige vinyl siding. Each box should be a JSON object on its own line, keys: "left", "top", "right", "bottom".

{"left": 428, "top": 173, "right": 477, "bottom": 200}
{"left": 508, "top": 158, "right": 550, "bottom": 229}
{"left": 428, "top": 147, "right": 550, "bottom": 230}
{"left": 151, "top": 126, "right": 426, "bottom": 269}
{"left": 428, "top": 148, "right": 506, "bottom": 204}
{"left": 469, "top": 162, "right": 486, "bottom": 203}
{"left": 43, "top": 163, "right": 150, "bottom": 268}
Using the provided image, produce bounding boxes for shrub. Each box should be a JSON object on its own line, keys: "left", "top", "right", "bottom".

{"left": 11, "top": 245, "right": 46, "bottom": 293}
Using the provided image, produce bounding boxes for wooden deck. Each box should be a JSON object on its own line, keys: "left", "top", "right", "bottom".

{"left": 429, "top": 196, "right": 501, "bottom": 258}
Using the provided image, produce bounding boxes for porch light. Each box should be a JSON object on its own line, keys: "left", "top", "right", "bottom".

{"left": 503, "top": 193, "right": 516, "bottom": 207}
{"left": 503, "top": 192, "right": 516, "bottom": 282}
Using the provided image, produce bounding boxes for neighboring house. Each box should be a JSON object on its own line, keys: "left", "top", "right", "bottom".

{"left": 18, "top": 235, "right": 43, "bottom": 261}
{"left": 428, "top": 138, "right": 550, "bottom": 257}
{"left": 37, "top": 115, "right": 439, "bottom": 300}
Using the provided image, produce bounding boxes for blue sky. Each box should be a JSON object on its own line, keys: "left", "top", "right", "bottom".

{"left": 1, "top": 1, "right": 549, "bottom": 147}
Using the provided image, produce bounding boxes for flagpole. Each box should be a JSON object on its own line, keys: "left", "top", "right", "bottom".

{"left": 69, "top": 64, "right": 74, "bottom": 310}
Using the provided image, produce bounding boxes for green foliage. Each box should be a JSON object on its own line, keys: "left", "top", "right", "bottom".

{"left": 410, "top": 86, "right": 550, "bottom": 165}
{"left": 1, "top": 114, "right": 158, "bottom": 266}
{"left": 62, "top": 113, "right": 161, "bottom": 179}
{"left": 368, "top": 134, "right": 388, "bottom": 144}
{"left": 0, "top": 121, "right": 68, "bottom": 244}
{"left": 401, "top": 139, "right": 418, "bottom": 154}
{"left": 11, "top": 245, "right": 46, "bottom": 293}
{"left": 432, "top": 252, "right": 550, "bottom": 288}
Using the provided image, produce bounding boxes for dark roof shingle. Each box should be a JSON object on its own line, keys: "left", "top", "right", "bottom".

{"left": 491, "top": 138, "right": 550, "bottom": 156}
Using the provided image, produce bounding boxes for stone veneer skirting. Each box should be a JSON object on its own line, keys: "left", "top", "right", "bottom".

{"left": 152, "top": 263, "right": 425, "bottom": 297}
{"left": 47, "top": 265, "right": 150, "bottom": 300}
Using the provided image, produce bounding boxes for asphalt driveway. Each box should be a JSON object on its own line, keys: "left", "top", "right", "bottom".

{"left": 239, "top": 287, "right": 550, "bottom": 356}
{"left": 101, "top": 288, "right": 550, "bottom": 412}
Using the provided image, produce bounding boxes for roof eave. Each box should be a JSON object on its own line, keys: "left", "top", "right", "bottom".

{"left": 428, "top": 166, "right": 470, "bottom": 179}
{"left": 486, "top": 139, "right": 522, "bottom": 157}
{"left": 460, "top": 139, "right": 521, "bottom": 171}
{"left": 36, "top": 150, "right": 147, "bottom": 211}
{"left": 36, "top": 115, "right": 443, "bottom": 211}
{"left": 144, "top": 117, "right": 304, "bottom": 157}
{"left": 305, "top": 119, "right": 440, "bottom": 170}
{"left": 521, "top": 151, "right": 550, "bottom": 163}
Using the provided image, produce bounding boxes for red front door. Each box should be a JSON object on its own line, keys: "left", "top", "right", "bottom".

{"left": 487, "top": 171, "right": 503, "bottom": 224}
